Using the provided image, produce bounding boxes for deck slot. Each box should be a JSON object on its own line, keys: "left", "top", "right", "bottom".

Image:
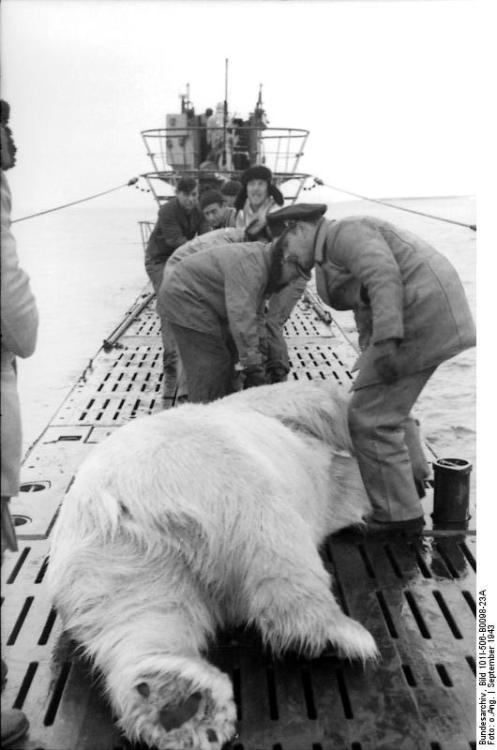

{"left": 376, "top": 590, "right": 398, "bottom": 638}
{"left": 358, "top": 544, "right": 376, "bottom": 578}
{"left": 326, "top": 547, "right": 350, "bottom": 615}
{"left": 34, "top": 556, "right": 49, "bottom": 583}
{"left": 404, "top": 591, "right": 431, "bottom": 639}
{"left": 383, "top": 543, "right": 404, "bottom": 578}
{"left": 301, "top": 666, "right": 317, "bottom": 719}
{"left": 336, "top": 668, "right": 353, "bottom": 719}
{"left": 43, "top": 661, "right": 72, "bottom": 725}
{"left": 13, "top": 662, "right": 39, "bottom": 709}
{"left": 332, "top": 569, "right": 350, "bottom": 615}
{"left": 435, "top": 542, "right": 460, "bottom": 578}
{"left": 46, "top": 504, "right": 63, "bottom": 537}
{"left": 232, "top": 668, "right": 242, "bottom": 720}
{"left": 20, "top": 481, "right": 49, "bottom": 492}
{"left": 38, "top": 607, "right": 58, "bottom": 645}
{"left": 57, "top": 435, "right": 82, "bottom": 441}
{"left": 435, "top": 663, "right": 453, "bottom": 687}
{"left": 466, "top": 655, "right": 476, "bottom": 675}
{"left": 266, "top": 666, "right": 279, "bottom": 720}
{"left": 410, "top": 542, "right": 432, "bottom": 578}
{"left": 6, "top": 547, "right": 30, "bottom": 584}
{"left": 458, "top": 541, "right": 476, "bottom": 571}
{"left": 7, "top": 596, "right": 34, "bottom": 644}
{"left": 402, "top": 663, "right": 417, "bottom": 687}
{"left": 462, "top": 590, "right": 476, "bottom": 616}
{"left": 433, "top": 590, "right": 462, "bottom": 639}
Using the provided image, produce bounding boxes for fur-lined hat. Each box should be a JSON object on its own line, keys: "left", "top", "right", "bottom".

{"left": 234, "top": 165, "right": 284, "bottom": 211}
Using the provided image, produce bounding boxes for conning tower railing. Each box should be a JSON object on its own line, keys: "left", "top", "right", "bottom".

{"left": 141, "top": 126, "right": 309, "bottom": 178}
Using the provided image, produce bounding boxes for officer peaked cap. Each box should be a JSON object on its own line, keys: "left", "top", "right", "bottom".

{"left": 266, "top": 203, "right": 328, "bottom": 236}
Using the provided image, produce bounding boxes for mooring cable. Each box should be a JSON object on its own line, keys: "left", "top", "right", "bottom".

{"left": 12, "top": 178, "right": 139, "bottom": 224}
{"left": 310, "top": 178, "right": 476, "bottom": 232}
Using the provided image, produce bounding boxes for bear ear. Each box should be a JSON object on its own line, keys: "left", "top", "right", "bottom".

{"left": 136, "top": 682, "right": 150, "bottom": 698}
{"left": 159, "top": 691, "right": 202, "bottom": 731}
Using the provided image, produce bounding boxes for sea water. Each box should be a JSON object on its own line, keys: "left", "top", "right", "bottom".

{"left": 12, "top": 195, "right": 476, "bottom": 477}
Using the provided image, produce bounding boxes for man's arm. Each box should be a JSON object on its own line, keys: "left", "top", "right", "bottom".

{"left": 158, "top": 202, "right": 190, "bottom": 250}
{"left": 333, "top": 221, "right": 404, "bottom": 343}
{"left": 223, "top": 251, "right": 266, "bottom": 368}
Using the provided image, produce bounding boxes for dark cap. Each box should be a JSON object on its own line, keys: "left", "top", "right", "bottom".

{"left": 266, "top": 203, "right": 328, "bottom": 236}
{"left": 176, "top": 176, "right": 198, "bottom": 194}
{"left": 0, "top": 100, "right": 10, "bottom": 126}
{"left": 200, "top": 189, "right": 224, "bottom": 209}
{"left": 221, "top": 179, "right": 242, "bottom": 197}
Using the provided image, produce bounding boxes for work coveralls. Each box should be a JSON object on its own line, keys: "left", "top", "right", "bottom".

{"left": 144, "top": 198, "right": 209, "bottom": 383}
{"left": 313, "top": 216, "right": 476, "bottom": 522}
{"left": 160, "top": 242, "right": 271, "bottom": 403}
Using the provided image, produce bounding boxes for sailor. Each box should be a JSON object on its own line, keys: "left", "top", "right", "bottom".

{"left": 159, "top": 204, "right": 327, "bottom": 404}
{"left": 200, "top": 189, "right": 237, "bottom": 229}
{"left": 234, "top": 165, "right": 284, "bottom": 229}
{"left": 1, "top": 99, "right": 35, "bottom": 746}
{"left": 265, "top": 204, "right": 476, "bottom": 534}
{"left": 144, "top": 177, "right": 209, "bottom": 396}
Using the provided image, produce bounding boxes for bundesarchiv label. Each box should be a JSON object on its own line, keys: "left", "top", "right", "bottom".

{"left": 478, "top": 589, "right": 495, "bottom": 745}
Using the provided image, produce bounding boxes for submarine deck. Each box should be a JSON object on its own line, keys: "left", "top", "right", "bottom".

{"left": 1, "top": 287, "right": 476, "bottom": 750}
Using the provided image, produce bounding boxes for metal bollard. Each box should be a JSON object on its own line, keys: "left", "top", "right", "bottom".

{"left": 432, "top": 458, "right": 472, "bottom": 528}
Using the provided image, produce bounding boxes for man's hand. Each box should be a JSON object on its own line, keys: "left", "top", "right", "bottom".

{"left": 373, "top": 339, "right": 400, "bottom": 384}
{"left": 243, "top": 366, "right": 267, "bottom": 389}
{"left": 267, "top": 365, "right": 289, "bottom": 384}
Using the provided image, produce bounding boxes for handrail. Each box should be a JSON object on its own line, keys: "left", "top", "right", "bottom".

{"left": 141, "top": 126, "right": 310, "bottom": 176}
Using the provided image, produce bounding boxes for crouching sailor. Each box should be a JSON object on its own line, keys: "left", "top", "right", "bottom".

{"left": 159, "top": 205, "right": 327, "bottom": 404}
{"left": 265, "top": 204, "right": 476, "bottom": 535}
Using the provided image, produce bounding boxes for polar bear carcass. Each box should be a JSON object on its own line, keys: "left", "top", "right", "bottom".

{"left": 47, "top": 380, "right": 377, "bottom": 750}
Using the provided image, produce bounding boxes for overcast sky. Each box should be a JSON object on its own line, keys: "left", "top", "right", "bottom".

{"left": 1, "top": 0, "right": 484, "bottom": 217}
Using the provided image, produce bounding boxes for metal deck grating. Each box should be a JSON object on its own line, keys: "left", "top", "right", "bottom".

{"left": 1, "top": 536, "right": 476, "bottom": 749}
{"left": 2, "top": 288, "right": 476, "bottom": 749}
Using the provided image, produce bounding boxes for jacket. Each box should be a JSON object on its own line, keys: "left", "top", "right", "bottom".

{"left": 163, "top": 227, "right": 245, "bottom": 282}
{"left": 1, "top": 172, "right": 39, "bottom": 496}
{"left": 235, "top": 197, "right": 276, "bottom": 229}
{"left": 145, "top": 198, "right": 209, "bottom": 270}
{"left": 313, "top": 216, "right": 476, "bottom": 389}
{"left": 160, "top": 242, "right": 272, "bottom": 368}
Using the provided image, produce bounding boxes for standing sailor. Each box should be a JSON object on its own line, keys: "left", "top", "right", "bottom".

{"left": 265, "top": 204, "right": 476, "bottom": 534}
{"left": 144, "top": 177, "right": 209, "bottom": 396}
{"left": 1, "top": 99, "right": 36, "bottom": 746}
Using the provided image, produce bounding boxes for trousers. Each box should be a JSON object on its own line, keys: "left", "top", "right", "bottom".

{"left": 169, "top": 323, "right": 238, "bottom": 404}
{"left": 145, "top": 261, "right": 178, "bottom": 374}
{"left": 348, "top": 367, "right": 436, "bottom": 522}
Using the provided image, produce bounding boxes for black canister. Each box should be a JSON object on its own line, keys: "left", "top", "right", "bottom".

{"left": 432, "top": 458, "right": 472, "bottom": 528}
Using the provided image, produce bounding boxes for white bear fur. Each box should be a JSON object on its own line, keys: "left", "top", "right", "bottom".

{"left": 47, "top": 380, "right": 377, "bottom": 749}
